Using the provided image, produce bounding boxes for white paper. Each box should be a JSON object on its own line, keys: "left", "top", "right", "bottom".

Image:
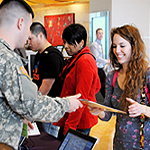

{"left": 28, "top": 122, "right": 40, "bottom": 136}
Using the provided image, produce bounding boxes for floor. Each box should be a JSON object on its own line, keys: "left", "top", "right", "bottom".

{"left": 90, "top": 114, "right": 116, "bottom": 150}
{"left": 90, "top": 91, "right": 116, "bottom": 150}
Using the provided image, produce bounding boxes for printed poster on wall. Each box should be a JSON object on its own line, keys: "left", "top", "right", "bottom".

{"left": 44, "top": 13, "right": 75, "bottom": 47}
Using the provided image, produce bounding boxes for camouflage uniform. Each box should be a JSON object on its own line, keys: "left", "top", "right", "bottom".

{"left": 0, "top": 39, "right": 70, "bottom": 150}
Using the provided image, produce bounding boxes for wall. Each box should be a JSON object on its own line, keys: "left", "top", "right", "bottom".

{"left": 90, "top": 0, "right": 150, "bottom": 63}
{"left": 90, "top": 0, "right": 112, "bottom": 27}
{"left": 90, "top": 0, "right": 112, "bottom": 13}
{"left": 111, "top": 0, "right": 150, "bottom": 60}
{"left": 32, "top": 3, "right": 90, "bottom": 45}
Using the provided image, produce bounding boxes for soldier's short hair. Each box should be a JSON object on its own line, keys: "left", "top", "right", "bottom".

{"left": 0, "top": 0, "right": 34, "bottom": 18}
{"left": 0, "top": 0, "right": 34, "bottom": 26}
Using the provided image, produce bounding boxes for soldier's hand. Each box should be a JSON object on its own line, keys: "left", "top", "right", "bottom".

{"left": 66, "top": 93, "right": 83, "bottom": 113}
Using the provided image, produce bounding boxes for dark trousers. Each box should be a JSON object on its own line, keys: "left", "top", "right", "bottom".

{"left": 98, "top": 68, "right": 106, "bottom": 98}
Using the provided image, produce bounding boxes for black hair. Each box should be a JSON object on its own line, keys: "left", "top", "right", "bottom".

{"left": 62, "top": 23, "right": 87, "bottom": 48}
{"left": 30, "top": 22, "right": 47, "bottom": 39}
{"left": 0, "top": 0, "right": 34, "bottom": 18}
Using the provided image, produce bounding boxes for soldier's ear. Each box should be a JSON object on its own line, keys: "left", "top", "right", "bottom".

{"left": 17, "top": 17, "right": 24, "bottom": 30}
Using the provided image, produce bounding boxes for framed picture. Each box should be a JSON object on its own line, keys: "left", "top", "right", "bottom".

{"left": 44, "top": 13, "right": 75, "bottom": 47}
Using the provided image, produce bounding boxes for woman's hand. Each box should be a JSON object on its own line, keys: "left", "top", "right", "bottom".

{"left": 126, "top": 98, "right": 146, "bottom": 117}
{"left": 88, "top": 106, "right": 105, "bottom": 118}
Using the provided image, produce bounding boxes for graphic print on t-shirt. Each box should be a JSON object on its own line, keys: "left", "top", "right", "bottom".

{"left": 33, "top": 61, "right": 40, "bottom": 81}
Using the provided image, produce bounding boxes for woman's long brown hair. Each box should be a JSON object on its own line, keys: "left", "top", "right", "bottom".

{"left": 109, "top": 25, "right": 148, "bottom": 111}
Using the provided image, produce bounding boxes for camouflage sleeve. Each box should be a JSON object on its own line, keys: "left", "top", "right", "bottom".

{"left": 1, "top": 59, "right": 70, "bottom": 122}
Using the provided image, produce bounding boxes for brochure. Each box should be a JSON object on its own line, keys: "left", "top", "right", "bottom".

{"left": 79, "top": 99, "right": 126, "bottom": 114}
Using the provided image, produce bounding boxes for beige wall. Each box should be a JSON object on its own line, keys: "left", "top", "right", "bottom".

{"left": 32, "top": 3, "right": 90, "bottom": 45}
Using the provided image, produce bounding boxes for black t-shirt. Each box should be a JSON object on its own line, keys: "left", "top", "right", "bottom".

{"left": 32, "top": 46, "right": 65, "bottom": 97}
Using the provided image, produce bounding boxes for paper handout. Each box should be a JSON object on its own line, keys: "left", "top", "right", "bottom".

{"left": 28, "top": 122, "right": 40, "bottom": 136}
{"left": 79, "top": 99, "right": 126, "bottom": 114}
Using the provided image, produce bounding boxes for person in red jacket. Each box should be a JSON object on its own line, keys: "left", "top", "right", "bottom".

{"left": 53, "top": 23, "right": 101, "bottom": 140}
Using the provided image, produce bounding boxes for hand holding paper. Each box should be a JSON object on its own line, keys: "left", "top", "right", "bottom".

{"left": 79, "top": 99, "right": 126, "bottom": 114}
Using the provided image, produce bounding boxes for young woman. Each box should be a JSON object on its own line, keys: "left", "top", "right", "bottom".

{"left": 53, "top": 23, "right": 101, "bottom": 140}
{"left": 89, "top": 25, "right": 150, "bottom": 149}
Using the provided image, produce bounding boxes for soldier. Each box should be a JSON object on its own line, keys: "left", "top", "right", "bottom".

{"left": 0, "top": 0, "right": 82, "bottom": 150}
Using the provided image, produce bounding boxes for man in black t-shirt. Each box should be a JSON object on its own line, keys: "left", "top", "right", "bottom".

{"left": 28, "top": 22, "right": 65, "bottom": 137}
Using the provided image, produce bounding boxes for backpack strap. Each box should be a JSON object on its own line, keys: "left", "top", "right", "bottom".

{"left": 142, "top": 68, "right": 150, "bottom": 103}
{"left": 59, "top": 52, "right": 96, "bottom": 85}
{"left": 66, "top": 52, "right": 95, "bottom": 74}
{"left": 112, "top": 70, "right": 150, "bottom": 102}
{"left": 112, "top": 69, "right": 150, "bottom": 105}
{"left": 145, "top": 85, "right": 150, "bottom": 101}
{"left": 113, "top": 70, "right": 119, "bottom": 88}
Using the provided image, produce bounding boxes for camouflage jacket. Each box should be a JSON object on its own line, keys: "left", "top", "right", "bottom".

{"left": 0, "top": 39, "right": 70, "bottom": 150}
